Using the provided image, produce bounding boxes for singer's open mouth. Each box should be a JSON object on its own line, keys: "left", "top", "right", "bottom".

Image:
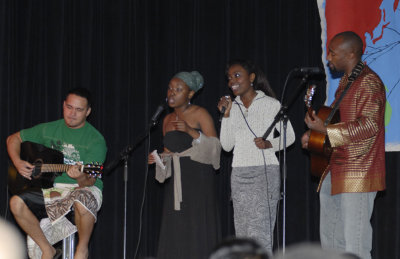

{"left": 231, "top": 84, "right": 239, "bottom": 91}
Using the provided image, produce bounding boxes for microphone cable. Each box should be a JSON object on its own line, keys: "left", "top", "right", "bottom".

{"left": 234, "top": 99, "right": 277, "bottom": 252}
{"left": 133, "top": 128, "right": 152, "bottom": 259}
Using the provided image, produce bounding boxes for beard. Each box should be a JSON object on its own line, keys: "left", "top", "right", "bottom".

{"left": 327, "top": 62, "right": 338, "bottom": 73}
{"left": 327, "top": 62, "right": 345, "bottom": 79}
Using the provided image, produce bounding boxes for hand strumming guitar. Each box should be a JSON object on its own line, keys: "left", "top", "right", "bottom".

{"left": 6, "top": 132, "right": 34, "bottom": 180}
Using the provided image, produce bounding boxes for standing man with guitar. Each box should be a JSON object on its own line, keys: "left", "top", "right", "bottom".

{"left": 7, "top": 87, "right": 107, "bottom": 259}
{"left": 301, "top": 31, "right": 386, "bottom": 259}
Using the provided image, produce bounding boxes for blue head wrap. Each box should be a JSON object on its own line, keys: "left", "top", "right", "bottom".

{"left": 173, "top": 71, "right": 204, "bottom": 92}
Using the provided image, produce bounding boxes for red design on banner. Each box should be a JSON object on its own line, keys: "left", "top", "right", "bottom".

{"left": 394, "top": 0, "right": 399, "bottom": 12}
{"left": 325, "top": 0, "right": 383, "bottom": 52}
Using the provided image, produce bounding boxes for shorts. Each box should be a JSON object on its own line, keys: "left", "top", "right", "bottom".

{"left": 17, "top": 189, "right": 48, "bottom": 220}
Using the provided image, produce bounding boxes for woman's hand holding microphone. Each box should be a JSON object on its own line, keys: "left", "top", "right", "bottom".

{"left": 218, "top": 95, "right": 232, "bottom": 121}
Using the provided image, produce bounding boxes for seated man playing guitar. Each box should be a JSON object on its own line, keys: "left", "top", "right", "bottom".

{"left": 7, "top": 87, "right": 107, "bottom": 259}
{"left": 301, "top": 31, "right": 385, "bottom": 259}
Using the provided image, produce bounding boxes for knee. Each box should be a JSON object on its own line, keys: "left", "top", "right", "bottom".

{"left": 9, "top": 195, "right": 26, "bottom": 216}
{"left": 73, "top": 202, "right": 91, "bottom": 217}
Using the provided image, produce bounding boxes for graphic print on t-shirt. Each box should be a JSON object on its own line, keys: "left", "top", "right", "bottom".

{"left": 51, "top": 140, "right": 82, "bottom": 165}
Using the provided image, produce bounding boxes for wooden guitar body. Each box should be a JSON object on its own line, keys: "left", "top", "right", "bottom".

{"left": 307, "top": 106, "right": 340, "bottom": 177}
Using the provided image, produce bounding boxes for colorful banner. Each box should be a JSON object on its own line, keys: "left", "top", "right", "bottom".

{"left": 317, "top": 0, "right": 400, "bottom": 151}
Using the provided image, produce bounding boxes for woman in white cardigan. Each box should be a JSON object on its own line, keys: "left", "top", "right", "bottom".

{"left": 218, "top": 60, "right": 295, "bottom": 255}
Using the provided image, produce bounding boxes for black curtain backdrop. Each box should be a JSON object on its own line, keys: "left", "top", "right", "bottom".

{"left": 1, "top": 1, "right": 399, "bottom": 258}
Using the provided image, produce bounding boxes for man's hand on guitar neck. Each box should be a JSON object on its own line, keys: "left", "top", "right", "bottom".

{"left": 67, "top": 164, "right": 96, "bottom": 188}
{"left": 304, "top": 110, "right": 327, "bottom": 134}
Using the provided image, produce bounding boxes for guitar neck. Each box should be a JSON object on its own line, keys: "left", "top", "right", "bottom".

{"left": 40, "top": 164, "right": 76, "bottom": 173}
{"left": 304, "top": 84, "right": 316, "bottom": 120}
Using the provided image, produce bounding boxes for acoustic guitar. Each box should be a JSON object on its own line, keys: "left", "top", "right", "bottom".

{"left": 8, "top": 141, "right": 103, "bottom": 195}
{"left": 304, "top": 85, "right": 340, "bottom": 177}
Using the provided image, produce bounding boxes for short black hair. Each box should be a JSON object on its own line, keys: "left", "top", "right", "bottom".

{"left": 335, "top": 31, "right": 364, "bottom": 59}
{"left": 65, "top": 87, "right": 92, "bottom": 107}
{"left": 209, "top": 237, "right": 269, "bottom": 259}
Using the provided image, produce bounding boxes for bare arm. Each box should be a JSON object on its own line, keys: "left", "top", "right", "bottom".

{"left": 7, "top": 132, "right": 34, "bottom": 179}
{"left": 198, "top": 109, "right": 217, "bottom": 137}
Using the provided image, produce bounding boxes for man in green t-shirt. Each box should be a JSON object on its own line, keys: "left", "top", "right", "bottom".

{"left": 7, "top": 88, "right": 107, "bottom": 259}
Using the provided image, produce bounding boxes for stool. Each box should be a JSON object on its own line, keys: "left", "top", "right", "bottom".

{"left": 62, "top": 233, "right": 75, "bottom": 259}
{"left": 27, "top": 218, "right": 77, "bottom": 259}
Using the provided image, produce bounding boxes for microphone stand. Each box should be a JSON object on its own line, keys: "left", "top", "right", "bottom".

{"left": 105, "top": 118, "right": 161, "bottom": 259}
{"left": 262, "top": 72, "right": 312, "bottom": 255}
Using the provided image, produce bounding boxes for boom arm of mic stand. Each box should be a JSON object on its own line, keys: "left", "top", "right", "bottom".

{"left": 104, "top": 120, "right": 158, "bottom": 174}
{"left": 262, "top": 74, "right": 310, "bottom": 140}
{"left": 262, "top": 106, "right": 287, "bottom": 140}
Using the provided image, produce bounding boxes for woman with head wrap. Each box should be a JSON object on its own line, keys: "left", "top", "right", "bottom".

{"left": 148, "top": 71, "right": 222, "bottom": 259}
{"left": 217, "top": 60, "right": 296, "bottom": 255}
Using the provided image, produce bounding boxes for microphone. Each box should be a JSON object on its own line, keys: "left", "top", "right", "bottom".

{"left": 219, "top": 95, "right": 230, "bottom": 122}
{"left": 151, "top": 104, "right": 166, "bottom": 125}
{"left": 219, "top": 106, "right": 226, "bottom": 122}
{"left": 104, "top": 103, "right": 166, "bottom": 174}
{"left": 294, "top": 67, "right": 324, "bottom": 75}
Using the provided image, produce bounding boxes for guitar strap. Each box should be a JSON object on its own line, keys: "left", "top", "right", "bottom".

{"left": 324, "top": 61, "right": 365, "bottom": 126}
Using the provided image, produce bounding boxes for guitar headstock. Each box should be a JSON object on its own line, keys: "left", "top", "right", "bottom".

{"left": 304, "top": 84, "right": 316, "bottom": 108}
{"left": 82, "top": 163, "right": 103, "bottom": 178}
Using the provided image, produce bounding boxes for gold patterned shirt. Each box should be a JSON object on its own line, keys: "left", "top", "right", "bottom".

{"left": 322, "top": 65, "right": 386, "bottom": 194}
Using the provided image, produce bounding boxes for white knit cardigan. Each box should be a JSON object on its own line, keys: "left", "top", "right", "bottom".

{"left": 220, "top": 90, "right": 295, "bottom": 167}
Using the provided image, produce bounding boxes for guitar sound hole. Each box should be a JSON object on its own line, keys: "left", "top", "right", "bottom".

{"left": 32, "top": 159, "right": 44, "bottom": 178}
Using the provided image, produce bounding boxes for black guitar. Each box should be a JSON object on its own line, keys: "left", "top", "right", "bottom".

{"left": 8, "top": 141, "right": 103, "bottom": 195}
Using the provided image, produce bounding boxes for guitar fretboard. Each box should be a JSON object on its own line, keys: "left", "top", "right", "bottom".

{"left": 35, "top": 163, "right": 102, "bottom": 178}
{"left": 40, "top": 164, "right": 76, "bottom": 173}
